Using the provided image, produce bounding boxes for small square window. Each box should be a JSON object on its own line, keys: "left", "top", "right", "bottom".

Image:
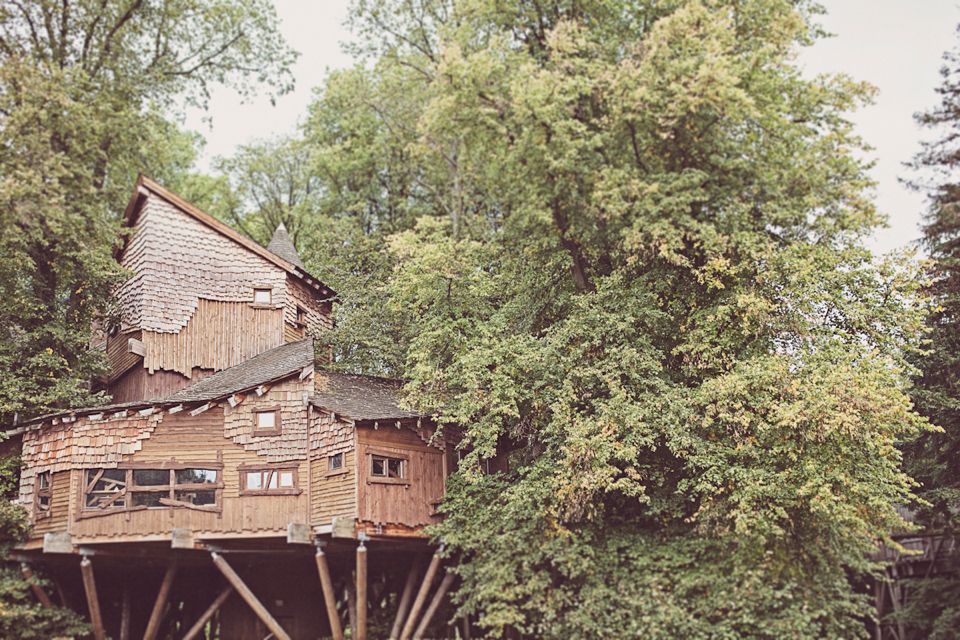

{"left": 329, "top": 453, "right": 343, "bottom": 471}
{"left": 254, "top": 288, "right": 272, "bottom": 304}
{"left": 256, "top": 411, "right": 276, "bottom": 429}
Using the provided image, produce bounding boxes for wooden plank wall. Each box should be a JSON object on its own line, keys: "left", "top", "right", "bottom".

{"left": 310, "top": 450, "right": 357, "bottom": 525}
{"left": 31, "top": 470, "right": 71, "bottom": 536}
{"left": 308, "top": 412, "right": 356, "bottom": 526}
{"left": 71, "top": 407, "right": 309, "bottom": 542}
{"left": 142, "top": 299, "right": 283, "bottom": 376}
{"left": 107, "top": 367, "right": 208, "bottom": 405}
{"left": 105, "top": 329, "right": 143, "bottom": 381}
{"left": 356, "top": 427, "right": 445, "bottom": 527}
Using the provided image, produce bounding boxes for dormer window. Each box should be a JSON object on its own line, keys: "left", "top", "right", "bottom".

{"left": 253, "top": 288, "right": 272, "bottom": 304}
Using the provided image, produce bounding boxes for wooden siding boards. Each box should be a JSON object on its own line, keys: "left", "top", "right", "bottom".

{"left": 356, "top": 426, "right": 444, "bottom": 527}
{"left": 308, "top": 412, "right": 357, "bottom": 525}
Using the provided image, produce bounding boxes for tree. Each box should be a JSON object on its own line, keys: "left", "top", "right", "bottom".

{"left": 328, "top": 0, "right": 931, "bottom": 636}
{"left": 0, "top": 0, "right": 297, "bottom": 425}
{"left": 897, "top": 24, "right": 960, "bottom": 639}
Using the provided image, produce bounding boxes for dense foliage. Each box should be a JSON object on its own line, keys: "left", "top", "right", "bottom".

{"left": 0, "top": 0, "right": 297, "bottom": 425}
{"left": 898, "top": 24, "right": 960, "bottom": 639}
{"left": 290, "top": 0, "right": 931, "bottom": 636}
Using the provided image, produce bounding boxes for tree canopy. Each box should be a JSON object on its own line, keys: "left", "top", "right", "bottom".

{"left": 0, "top": 0, "right": 296, "bottom": 425}
{"left": 287, "top": 0, "right": 932, "bottom": 636}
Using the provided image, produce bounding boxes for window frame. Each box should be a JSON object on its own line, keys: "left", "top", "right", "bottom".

{"left": 238, "top": 462, "right": 301, "bottom": 496}
{"left": 34, "top": 471, "right": 52, "bottom": 519}
{"left": 77, "top": 461, "right": 224, "bottom": 519}
{"left": 366, "top": 448, "right": 411, "bottom": 486}
{"left": 253, "top": 288, "right": 272, "bottom": 305}
{"left": 252, "top": 406, "right": 282, "bottom": 436}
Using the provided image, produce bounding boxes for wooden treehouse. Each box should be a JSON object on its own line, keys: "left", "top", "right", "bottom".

{"left": 5, "top": 176, "right": 470, "bottom": 640}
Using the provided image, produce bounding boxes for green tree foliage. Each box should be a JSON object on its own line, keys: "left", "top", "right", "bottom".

{"left": 897, "top": 25, "right": 960, "bottom": 639}
{"left": 0, "top": 0, "right": 296, "bottom": 424}
{"left": 316, "top": 0, "right": 931, "bottom": 636}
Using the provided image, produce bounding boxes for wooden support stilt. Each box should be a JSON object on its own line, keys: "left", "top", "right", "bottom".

{"left": 211, "top": 552, "right": 292, "bottom": 640}
{"left": 400, "top": 545, "right": 444, "bottom": 640}
{"left": 412, "top": 572, "right": 456, "bottom": 640}
{"left": 315, "top": 548, "right": 343, "bottom": 640}
{"left": 357, "top": 540, "right": 368, "bottom": 640}
{"left": 120, "top": 584, "right": 131, "bottom": 640}
{"left": 390, "top": 560, "right": 420, "bottom": 640}
{"left": 143, "top": 563, "right": 177, "bottom": 640}
{"left": 182, "top": 585, "right": 234, "bottom": 640}
{"left": 348, "top": 571, "right": 358, "bottom": 637}
{"left": 461, "top": 614, "right": 471, "bottom": 640}
{"left": 80, "top": 557, "right": 106, "bottom": 640}
{"left": 20, "top": 563, "right": 53, "bottom": 609}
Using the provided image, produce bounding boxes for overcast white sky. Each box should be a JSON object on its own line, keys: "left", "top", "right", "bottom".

{"left": 183, "top": 0, "right": 960, "bottom": 256}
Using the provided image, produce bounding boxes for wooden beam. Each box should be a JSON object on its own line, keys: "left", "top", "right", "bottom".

{"left": 120, "top": 584, "right": 131, "bottom": 640}
{"left": 399, "top": 547, "right": 444, "bottom": 640}
{"left": 315, "top": 548, "right": 343, "bottom": 640}
{"left": 357, "top": 542, "right": 368, "bottom": 640}
{"left": 80, "top": 557, "right": 106, "bottom": 640}
{"left": 182, "top": 585, "right": 233, "bottom": 640}
{"left": 20, "top": 563, "right": 52, "bottom": 609}
{"left": 143, "top": 563, "right": 177, "bottom": 640}
{"left": 211, "top": 552, "right": 291, "bottom": 640}
{"left": 413, "top": 572, "right": 456, "bottom": 640}
{"left": 348, "top": 571, "right": 358, "bottom": 637}
{"left": 390, "top": 560, "right": 420, "bottom": 640}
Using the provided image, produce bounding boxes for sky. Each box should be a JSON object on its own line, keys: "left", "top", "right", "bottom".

{"left": 183, "top": 0, "right": 960, "bottom": 256}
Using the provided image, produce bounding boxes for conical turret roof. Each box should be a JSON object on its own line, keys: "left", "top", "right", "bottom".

{"left": 266, "top": 222, "right": 304, "bottom": 269}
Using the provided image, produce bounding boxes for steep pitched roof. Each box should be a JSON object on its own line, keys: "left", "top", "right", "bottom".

{"left": 311, "top": 372, "right": 422, "bottom": 421}
{"left": 266, "top": 222, "right": 304, "bottom": 269}
{"left": 122, "top": 175, "right": 334, "bottom": 299}
{"left": 166, "top": 338, "right": 315, "bottom": 403}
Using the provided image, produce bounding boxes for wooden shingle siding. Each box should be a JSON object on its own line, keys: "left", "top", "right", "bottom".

{"left": 105, "top": 329, "right": 144, "bottom": 381}
{"left": 222, "top": 379, "right": 309, "bottom": 463}
{"left": 19, "top": 413, "right": 161, "bottom": 504}
{"left": 117, "top": 195, "right": 287, "bottom": 336}
{"left": 286, "top": 276, "right": 333, "bottom": 335}
{"left": 142, "top": 299, "right": 284, "bottom": 376}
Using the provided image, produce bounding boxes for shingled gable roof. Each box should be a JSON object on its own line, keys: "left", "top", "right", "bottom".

{"left": 13, "top": 339, "right": 317, "bottom": 430}
{"left": 266, "top": 222, "right": 304, "bottom": 269}
{"left": 121, "top": 175, "right": 335, "bottom": 300}
{"left": 311, "top": 372, "right": 423, "bottom": 422}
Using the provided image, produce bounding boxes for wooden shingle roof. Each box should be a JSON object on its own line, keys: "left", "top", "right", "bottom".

{"left": 266, "top": 222, "right": 304, "bottom": 269}
{"left": 311, "top": 372, "right": 422, "bottom": 422}
{"left": 165, "top": 338, "right": 315, "bottom": 403}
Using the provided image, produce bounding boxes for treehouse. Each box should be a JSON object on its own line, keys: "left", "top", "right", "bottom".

{"left": 6, "top": 176, "right": 466, "bottom": 640}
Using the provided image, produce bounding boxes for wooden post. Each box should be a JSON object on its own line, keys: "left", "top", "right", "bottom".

{"left": 357, "top": 540, "right": 368, "bottom": 640}
{"left": 400, "top": 546, "right": 444, "bottom": 640}
{"left": 389, "top": 560, "right": 420, "bottom": 640}
{"left": 120, "top": 584, "right": 131, "bottom": 640}
{"left": 182, "top": 585, "right": 233, "bottom": 640}
{"left": 315, "top": 547, "right": 343, "bottom": 640}
{"left": 143, "top": 563, "right": 177, "bottom": 640}
{"left": 20, "top": 563, "right": 53, "bottom": 609}
{"left": 348, "top": 571, "right": 358, "bottom": 637}
{"left": 80, "top": 557, "right": 106, "bottom": 640}
{"left": 211, "top": 552, "right": 292, "bottom": 640}
{"left": 413, "top": 572, "right": 456, "bottom": 640}
{"left": 461, "top": 614, "right": 471, "bottom": 640}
